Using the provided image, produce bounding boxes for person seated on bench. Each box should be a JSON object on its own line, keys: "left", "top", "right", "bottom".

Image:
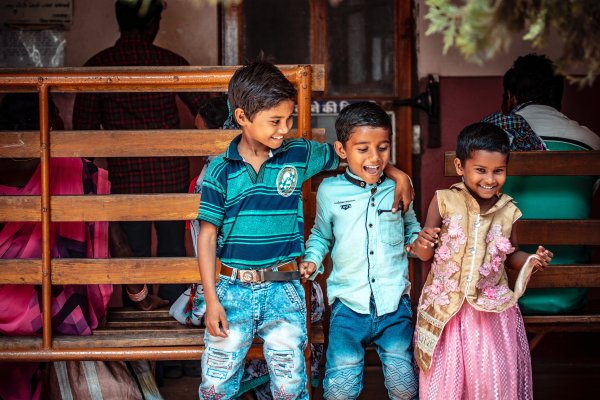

{"left": 301, "top": 102, "right": 429, "bottom": 400}
{"left": 413, "top": 123, "right": 553, "bottom": 399}
{"left": 0, "top": 93, "right": 164, "bottom": 399}
{"left": 196, "top": 61, "right": 414, "bottom": 399}
{"left": 484, "top": 54, "right": 599, "bottom": 314}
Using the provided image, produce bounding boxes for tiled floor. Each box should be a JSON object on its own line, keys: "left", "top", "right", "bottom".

{"left": 160, "top": 332, "right": 600, "bottom": 399}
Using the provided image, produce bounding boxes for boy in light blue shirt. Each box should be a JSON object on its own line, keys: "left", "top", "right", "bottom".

{"left": 300, "top": 102, "right": 430, "bottom": 400}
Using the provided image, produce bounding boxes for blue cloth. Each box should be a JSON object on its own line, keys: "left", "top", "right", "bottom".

{"left": 303, "top": 169, "right": 421, "bottom": 315}
{"left": 199, "top": 135, "right": 339, "bottom": 269}
{"left": 324, "top": 295, "right": 417, "bottom": 400}
{"left": 200, "top": 276, "right": 308, "bottom": 399}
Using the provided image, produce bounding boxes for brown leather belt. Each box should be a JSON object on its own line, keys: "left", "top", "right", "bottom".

{"left": 218, "top": 260, "right": 300, "bottom": 283}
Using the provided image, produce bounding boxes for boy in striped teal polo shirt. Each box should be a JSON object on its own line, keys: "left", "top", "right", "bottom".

{"left": 197, "top": 61, "right": 413, "bottom": 399}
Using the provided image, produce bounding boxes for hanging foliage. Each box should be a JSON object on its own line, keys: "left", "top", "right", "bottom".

{"left": 424, "top": 0, "right": 600, "bottom": 85}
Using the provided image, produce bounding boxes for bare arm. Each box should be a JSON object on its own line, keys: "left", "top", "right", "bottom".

{"left": 505, "top": 225, "right": 553, "bottom": 272}
{"left": 198, "top": 221, "right": 229, "bottom": 337}
{"left": 406, "top": 194, "right": 442, "bottom": 261}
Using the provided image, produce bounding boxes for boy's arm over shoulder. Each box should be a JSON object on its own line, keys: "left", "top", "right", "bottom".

{"left": 300, "top": 139, "right": 340, "bottom": 180}
{"left": 303, "top": 178, "right": 336, "bottom": 278}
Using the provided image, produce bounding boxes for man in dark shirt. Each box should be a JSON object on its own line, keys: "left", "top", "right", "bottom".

{"left": 73, "top": 0, "right": 203, "bottom": 308}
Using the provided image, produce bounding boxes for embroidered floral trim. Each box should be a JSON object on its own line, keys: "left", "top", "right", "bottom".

{"left": 419, "top": 215, "right": 465, "bottom": 310}
{"left": 475, "top": 224, "right": 515, "bottom": 309}
{"left": 418, "top": 309, "right": 445, "bottom": 329}
{"left": 416, "top": 326, "right": 438, "bottom": 356}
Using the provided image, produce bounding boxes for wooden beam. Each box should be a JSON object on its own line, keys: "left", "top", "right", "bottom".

{"left": 0, "top": 194, "right": 199, "bottom": 222}
{"left": 0, "top": 65, "right": 325, "bottom": 92}
{"left": 0, "top": 129, "right": 325, "bottom": 158}
{"left": 445, "top": 151, "right": 600, "bottom": 176}
{"left": 508, "top": 265, "right": 600, "bottom": 288}
{"left": 515, "top": 220, "right": 600, "bottom": 245}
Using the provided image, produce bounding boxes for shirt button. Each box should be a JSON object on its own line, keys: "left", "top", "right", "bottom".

{"left": 371, "top": 278, "right": 376, "bottom": 283}
{"left": 369, "top": 251, "right": 374, "bottom": 255}
{"left": 368, "top": 223, "right": 373, "bottom": 228}
{"left": 371, "top": 203, "right": 375, "bottom": 207}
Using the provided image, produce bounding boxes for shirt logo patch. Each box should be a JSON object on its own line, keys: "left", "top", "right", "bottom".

{"left": 276, "top": 166, "right": 298, "bottom": 197}
{"left": 340, "top": 204, "right": 352, "bottom": 210}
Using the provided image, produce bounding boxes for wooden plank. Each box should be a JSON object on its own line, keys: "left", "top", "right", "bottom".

{"left": 0, "top": 129, "right": 325, "bottom": 158}
{"left": 523, "top": 315, "right": 600, "bottom": 324}
{"left": 508, "top": 265, "right": 600, "bottom": 288}
{"left": 51, "top": 258, "right": 200, "bottom": 284}
{"left": 0, "top": 194, "right": 199, "bottom": 222}
{"left": 0, "top": 196, "right": 40, "bottom": 222}
{"left": 0, "top": 324, "right": 324, "bottom": 351}
{"left": 0, "top": 65, "right": 325, "bottom": 92}
{"left": 0, "top": 259, "right": 42, "bottom": 284}
{"left": 444, "top": 151, "right": 600, "bottom": 176}
{"left": 515, "top": 220, "right": 600, "bottom": 245}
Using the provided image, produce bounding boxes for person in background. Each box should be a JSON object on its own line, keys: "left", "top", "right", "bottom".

{"left": 483, "top": 53, "right": 600, "bottom": 150}
{"left": 0, "top": 93, "right": 163, "bottom": 399}
{"left": 72, "top": 0, "right": 207, "bottom": 309}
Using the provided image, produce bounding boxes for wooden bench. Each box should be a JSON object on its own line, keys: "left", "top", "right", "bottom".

{"left": 444, "top": 150, "right": 600, "bottom": 349}
{"left": 0, "top": 66, "right": 326, "bottom": 392}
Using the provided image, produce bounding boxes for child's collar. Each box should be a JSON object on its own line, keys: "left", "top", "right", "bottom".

{"left": 224, "top": 134, "right": 277, "bottom": 161}
{"left": 343, "top": 168, "right": 386, "bottom": 189}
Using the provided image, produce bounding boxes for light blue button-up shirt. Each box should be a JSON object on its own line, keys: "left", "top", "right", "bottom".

{"left": 303, "top": 169, "right": 422, "bottom": 316}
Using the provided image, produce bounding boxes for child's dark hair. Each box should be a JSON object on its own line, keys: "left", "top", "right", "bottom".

{"left": 197, "top": 95, "right": 228, "bottom": 129}
{"left": 335, "top": 101, "right": 392, "bottom": 145}
{"left": 456, "top": 122, "right": 510, "bottom": 163}
{"left": 228, "top": 61, "right": 297, "bottom": 122}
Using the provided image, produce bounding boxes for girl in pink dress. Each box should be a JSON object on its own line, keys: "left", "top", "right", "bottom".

{"left": 408, "top": 122, "right": 554, "bottom": 400}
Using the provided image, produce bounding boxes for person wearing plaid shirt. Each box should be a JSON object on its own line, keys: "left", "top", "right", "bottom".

{"left": 73, "top": 0, "right": 204, "bottom": 308}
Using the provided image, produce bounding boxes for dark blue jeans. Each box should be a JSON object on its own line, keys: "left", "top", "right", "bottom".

{"left": 324, "top": 295, "right": 417, "bottom": 400}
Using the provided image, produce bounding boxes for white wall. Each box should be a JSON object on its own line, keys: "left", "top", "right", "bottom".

{"left": 415, "top": 0, "right": 567, "bottom": 77}
{"left": 64, "top": 0, "right": 218, "bottom": 67}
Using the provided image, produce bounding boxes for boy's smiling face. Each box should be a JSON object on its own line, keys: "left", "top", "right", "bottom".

{"left": 334, "top": 126, "right": 391, "bottom": 184}
{"left": 235, "top": 99, "right": 294, "bottom": 150}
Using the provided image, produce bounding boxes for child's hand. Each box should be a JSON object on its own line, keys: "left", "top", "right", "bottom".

{"left": 205, "top": 301, "right": 229, "bottom": 338}
{"left": 299, "top": 261, "right": 316, "bottom": 283}
{"left": 406, "top": 227, "right": 441, "bottom": 253}
{"left": 532, "top": 245, "right": 553, "bottom": 272}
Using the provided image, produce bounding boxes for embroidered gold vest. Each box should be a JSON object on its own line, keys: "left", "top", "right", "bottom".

{"left": 415, "top": 183, "right": 526, "bottom": 372}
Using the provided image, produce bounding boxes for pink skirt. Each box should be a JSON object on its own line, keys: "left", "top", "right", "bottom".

{"left": 419, "top": 303, "right": 533, "bottom": 400}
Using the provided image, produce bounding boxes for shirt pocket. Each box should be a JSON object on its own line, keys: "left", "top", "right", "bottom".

{"left": 378, "top": 211, "right": 404, "bottom": 246}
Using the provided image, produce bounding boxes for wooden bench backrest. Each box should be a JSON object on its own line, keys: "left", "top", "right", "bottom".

{"left": 0, "top": 65, "right": 324, "bottom": 360}
{"left": 444, "top": 151, "right": 600, "bottom": 288}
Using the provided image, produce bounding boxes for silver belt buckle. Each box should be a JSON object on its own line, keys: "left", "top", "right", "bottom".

{"left": 240, "top": 270, "right": 259, "bottom": 283}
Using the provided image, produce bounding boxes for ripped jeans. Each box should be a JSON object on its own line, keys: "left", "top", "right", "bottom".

{"left": 199, "top": 276, "right": 308, "bottom": 400}
{"left": 323, "top": 295, "right": 417, "bottom": 400}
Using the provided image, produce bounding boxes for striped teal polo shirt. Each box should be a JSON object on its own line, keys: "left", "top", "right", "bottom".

{"left": 199, "top": 135, "right": 339, "bottom": 270}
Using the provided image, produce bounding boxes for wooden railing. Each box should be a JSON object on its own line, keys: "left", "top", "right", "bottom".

{"left": 0, "top": 66, "right": 325, "bottom": 366}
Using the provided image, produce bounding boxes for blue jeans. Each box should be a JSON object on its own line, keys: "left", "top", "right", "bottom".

{"left": 199, "top": 276, "right": 308, "bottom": 399}
{"left": 324, "top": 295, "right": 417, "bottom": 400}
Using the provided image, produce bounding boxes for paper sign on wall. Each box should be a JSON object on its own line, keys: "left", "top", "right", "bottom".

{"left": 1, "top": 1, "right": 72, "bottom": 27}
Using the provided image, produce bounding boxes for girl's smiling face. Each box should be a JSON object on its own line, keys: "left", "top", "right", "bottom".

{"left": 454, "top": 149, "right": 508, "bottom": 207}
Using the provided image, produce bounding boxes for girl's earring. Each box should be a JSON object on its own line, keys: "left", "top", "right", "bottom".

{"left": 461, "top": 176, "right": 465, "bottom": 182}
